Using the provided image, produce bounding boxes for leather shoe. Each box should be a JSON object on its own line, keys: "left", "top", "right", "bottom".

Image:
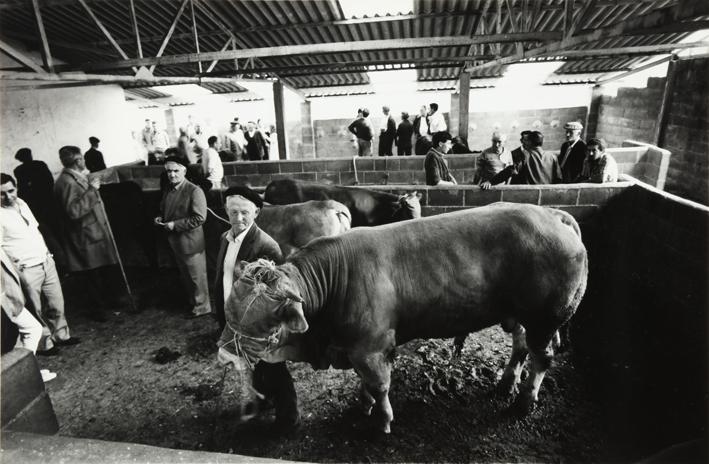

{"left": 184, "top": 311, "right": 210, "bottom": 320}
{"left": 55, "top": 337, "right": 81, "bottom": 346}
{"left": 37, "top": 346, "right": 60, "bottom": 356}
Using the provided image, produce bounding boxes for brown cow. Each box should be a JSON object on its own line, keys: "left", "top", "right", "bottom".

{"left": 256, "top": 200, "right": 351, "bottom": 257}
{"left": 264, "top": 179, "right": 421, "bottom": 227}
{"left": 218, "top": 203, "right": 588, "bottom": 433}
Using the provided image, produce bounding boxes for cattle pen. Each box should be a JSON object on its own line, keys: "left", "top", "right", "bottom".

{"left": 5, "top": 175, "right": 706, "bottom": 463}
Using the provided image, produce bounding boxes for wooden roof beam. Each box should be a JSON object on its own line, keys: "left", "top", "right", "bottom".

{"left": 150, "top": 0, "right": 190, "bottom": 74}
{"left": 129, "top": 0, "right": 142, "bottom": 59}
{"left": 31, "top": 0, "right": 53, "bottom": 72}
{"left": 72, "top": 32, "right": 563, "bottom": 72}
{"left": 77, "top": 0, "right": 137, "bottom": 73}
{"left": 465, "top": 1, "right": 709, "bottom": 73}
{"left": 0, "top": 38, "right": 46, "bottom": 73}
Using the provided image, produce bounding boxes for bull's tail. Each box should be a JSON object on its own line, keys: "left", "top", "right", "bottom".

{"left": 546, "top": 208, "right": 582, "bottom": 240}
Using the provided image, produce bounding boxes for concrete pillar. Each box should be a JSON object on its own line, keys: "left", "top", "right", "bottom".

{"left": 449, "top": 93, "right": 459, "bottom": 137}
{"left": 300, "top": 100, "right": 316, "bottom": 159}
{"left": 458, "top": 71, "right": 470, "bottom": 142}
{"left": 272, "top": 81, "right": 288, "bottom": 159}
{"left": 164, "top": 108, "right": 176, "bottom": 144}
{"left": 585, "top": 85, "right": 603, "bottom": 140}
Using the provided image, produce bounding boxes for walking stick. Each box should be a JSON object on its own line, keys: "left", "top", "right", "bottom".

{"left": 97, "top": 193, "right": 138, "bottom": 313}
{"left": 352, "top": 156, "right": 359, "bottom": 185}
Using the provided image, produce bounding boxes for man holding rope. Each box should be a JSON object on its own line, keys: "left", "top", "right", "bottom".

{"left": 55, "top": 146, "right": 130, "bottom": 322}
{"left": 214, "top": 185, "right": 300, "bottom": 434}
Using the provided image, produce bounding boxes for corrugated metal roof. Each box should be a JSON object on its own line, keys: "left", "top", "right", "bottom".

{"left": 0, "top": 0, "right": 705, "bottom": 91}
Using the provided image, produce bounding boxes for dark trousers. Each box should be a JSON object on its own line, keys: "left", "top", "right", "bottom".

{"left": 398, "top": 145, "right": 412, "bottom": 156}
{"left": 253, "top": 361, "right": 299, "bottom": 425}
{"left": 77, "top": 265, "right": 126, "bottom": 311}
{"left": 378, "top": 136, "right": 394, "bottom": 156}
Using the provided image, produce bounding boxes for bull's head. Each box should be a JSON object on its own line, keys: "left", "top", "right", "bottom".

{"left": 221, "top": 259, "right": 308, "bottom": 368}
{"left": 392, "top": 191, "right": 422, "bottom": 221}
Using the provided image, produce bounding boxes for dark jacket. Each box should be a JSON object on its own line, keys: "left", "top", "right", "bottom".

{"left": 395, "top": 120, "right": 414, "bottom": 149}
{"left": 54, "top": 168, "right": 118, "bottom": 272}
{"left": 244, "top": 131, "right": 267, "bottom": 161}
{"left": 491, "top": 147, "right": 563, "bottom": 186}
{"left": 558, "top": 139, "right": 587, "bottom": 183}
{"left": 424, "top": 148, "right": 454, "bottom": 185}
{"left": 160, "top": 179, "right": 207, "bottom": 255}
{"left": 213, "top": 224, "right": 283, "bottom": 330}
{"left": 13, "top": 160, "right": 55, "bottom": 223}
{"left": 84, "top": 148, "right": 107, "bottom": 172}
{"left": 347, "top": 117, "right": 373, "bottom": 141}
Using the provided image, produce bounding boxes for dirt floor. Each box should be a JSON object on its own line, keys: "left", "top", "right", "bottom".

{"left": 38, "top": 276, "right": 615, "bottom": 463}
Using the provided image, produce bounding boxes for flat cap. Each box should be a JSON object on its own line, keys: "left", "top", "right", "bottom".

{"left": 224, "top": 185, "right": 263, "bottom": 209}
{"left": 564, "top": 121, "right": 583, "bottom": 130}
{"left": 164, "top": 155, "right": 189, "bottom": 168}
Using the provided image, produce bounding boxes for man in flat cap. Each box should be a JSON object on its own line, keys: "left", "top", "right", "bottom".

{"left": 155, "top": 156, "right": 210, "bottom": 318}
{"left": 558, "top": 121, "right": 586, "bottom": 183}
{"left": 215, "top": 185, "right": 300, "bottom": 433}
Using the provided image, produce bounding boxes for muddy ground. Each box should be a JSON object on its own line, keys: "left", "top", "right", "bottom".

{"left": 38, "top": 272, "right": 623, "bottom": 463}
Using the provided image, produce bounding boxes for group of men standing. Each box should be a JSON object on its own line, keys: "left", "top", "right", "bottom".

{"left": 348, "top": 103, "right": 447, "bottom": 157}
{"left": 423, "top": 121, "right": 619, "bottom": 188}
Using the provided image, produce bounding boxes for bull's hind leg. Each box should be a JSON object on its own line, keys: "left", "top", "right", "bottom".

{"left": 512, "top": 326, "right": 557, "bottom": 415}
{"left": 498, "top": 323, "right": 528, "bottom": 396}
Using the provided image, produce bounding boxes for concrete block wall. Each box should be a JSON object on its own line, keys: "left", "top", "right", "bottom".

{"left": 1, "top": 348, "right": 59, "bottom": 435}
{"left": 113, "top": 145, "right": 663, "bottom": 190}
{"left": 662, "top": 58, "right": 709, "bottom": 205}
{"left": 573, "top": 183, "right": 708, "bottom": 454}
{"left": 594, "top": 80, "right": 664, "bottom": 147}
{"left": 366, "top": 182, "right": 632, "bottom": 223}
{"left": 464, "top": 106, "right": 588, "bottom": 151}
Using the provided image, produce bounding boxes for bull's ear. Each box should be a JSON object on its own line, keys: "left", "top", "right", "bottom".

{"left": 415, "top": 191, "right": 422, "bottom": 200}
{"left": 279, "top": 302, "right": 309, "bottom": 333}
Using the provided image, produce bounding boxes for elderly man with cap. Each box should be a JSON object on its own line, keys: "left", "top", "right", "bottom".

{"left": 155, "top": 156, "right": 210, "bottom": 318}
{"left": 215, "top": 185, "right": 299, "bottom": 433}
{"left": 558, "top": 121, "right": 586, "bottom": 183}
{"left": 474, "top": 131, "right": 513, "bottom": 184}
{"left": 55, "top": 145, "right": 126, "bottom": 321}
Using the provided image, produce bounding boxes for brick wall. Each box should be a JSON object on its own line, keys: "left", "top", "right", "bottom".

{"left": 573, "top": 184, "right": 708, "bottom": 457}
{"left": 594, "top": 78, "right": 665, "bottom": 147}
{"left": 464, "top": 106, "right": 588, "bottom": 151}
{"left": 114, "top": 145, "right": 663, "bottom": 190}
{"left": 662, "top": 58, "right": 709, "bottom": 205}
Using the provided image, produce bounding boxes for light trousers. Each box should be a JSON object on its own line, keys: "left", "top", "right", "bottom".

{"left": 172, "top": 249, "right": 211, "bottom": 315}
{"left": 19, "top": 255, "right": 70, "bottom": 351}
{"left": 5, "top": 307, "right": 43, "bottom": 354}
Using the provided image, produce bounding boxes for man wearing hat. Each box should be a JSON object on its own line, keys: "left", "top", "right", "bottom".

{"left": 224, "top": 118, "right": 245, "bottom": 161}
{"left": 155, "top": 156, "right": 210, "bottom": 318}
{"left": 558, "top": 121, "right": 586, "bottom": 183}
{"left": 84, "top": 136, "right": 106, "bottom": 173}
{"left": 215, "top": 185, "right": 300, "bottom": 433}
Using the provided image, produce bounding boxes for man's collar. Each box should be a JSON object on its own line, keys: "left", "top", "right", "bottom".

{"left": 226, "top": 223, "right": 253, "bottom": 243}
{"left": 169, "top": 178, "right": 186, "bottom": 190}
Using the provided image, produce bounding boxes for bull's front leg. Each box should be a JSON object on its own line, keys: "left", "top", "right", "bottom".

{"left": 349, "top": 331, "right": 396, "bottom": 433}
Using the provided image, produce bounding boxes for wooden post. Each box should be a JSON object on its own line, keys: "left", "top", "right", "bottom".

{"left": 584, "top": 84, "right": 603, "bottom": 139}
{"left": 300, "top": 101, "right": 316, "bottom": 159}
{"left": 273, "top": 80, "right": 288, "bottom": 160}
{"left": 458, "top": 71, "right": 471, "bottom": 142}
{"left": 654, "top": 55, "right": 679, "bottom": 147}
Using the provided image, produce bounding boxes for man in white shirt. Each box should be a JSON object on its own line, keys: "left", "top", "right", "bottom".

{"left": 427, "top": 102, "right": 447, "bottom": 135}
{"left": 202, "top": 136, "right": 224, "bottom": 188}
{"left": 214, "top": 186, "right": 299, "bottom": 433}
{"left": 1, "top": 173, "right": 79, "bottom": 355}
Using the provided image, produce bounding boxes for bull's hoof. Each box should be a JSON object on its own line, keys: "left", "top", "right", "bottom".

{"left": 510, "top": 395, "right": 537, "bottom": 417}
{"left": 363, "top": 404, "right": 374, "bottom": 416}
{"left": 496, "top": 375, "right": 519, "bottom": 397}
{"left": 382, "top": 423, "right": 391, "bottom": 434}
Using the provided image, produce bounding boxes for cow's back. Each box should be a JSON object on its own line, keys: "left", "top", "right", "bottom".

{"left": 295, "top": 203, "right": 587, "bottom": 344}
{"left": 257, "top": 200, "right": 351, "bottom": 257}
{"left": 265, "top": 179, "right": 401, "bottom": 227}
